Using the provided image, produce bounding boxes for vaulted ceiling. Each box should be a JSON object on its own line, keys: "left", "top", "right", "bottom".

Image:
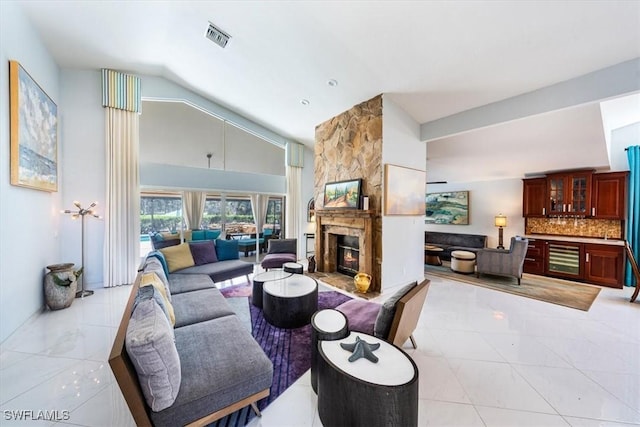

{"left": 19, "top": 1, "right": 640, "bottom": 182}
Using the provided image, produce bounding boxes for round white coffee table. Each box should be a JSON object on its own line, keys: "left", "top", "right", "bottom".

{"left": 263, "top": 274, "right": 318, "bottom": 328}
{"left": 252, "top": 270, "right": 293, "bottom": 308}
{"left": 283, "top": 262, "right": 304, "bottom": 274}
{"left": 317, "top": 331, "right": 418, "bottom": 426}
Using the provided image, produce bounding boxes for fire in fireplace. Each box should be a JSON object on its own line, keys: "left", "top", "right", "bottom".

{"left": 337, "top": 235, "right": 360, "bottom": 277}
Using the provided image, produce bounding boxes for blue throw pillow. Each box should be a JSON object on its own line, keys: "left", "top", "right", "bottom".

{"left": 191, "top": 230, "right": 205, "bottom": 241}
{"left": 215, "top": 239, "right": 239, "bottom": 261}
{"left": 148, "top": 251, "right": 169, "bottom": 277}
{"left": 152, "top": 233, "right": 164, "bottom": 242}
{"left": 205, "top": 230, "right": 221, "bottom": 240}
{"left": 189, "top": 241, "right": 218, "bottom": 265}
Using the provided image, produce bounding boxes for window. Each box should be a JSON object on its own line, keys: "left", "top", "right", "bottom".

{"left": 140, "top": 193, "right": 184, "bottom": 234}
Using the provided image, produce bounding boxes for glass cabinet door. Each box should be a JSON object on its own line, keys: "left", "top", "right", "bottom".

{"left": 548, "top": 176, "right": 565, "bottom": 213}
{"left": 570, "top": 174, "right": 590, "bottom": 214}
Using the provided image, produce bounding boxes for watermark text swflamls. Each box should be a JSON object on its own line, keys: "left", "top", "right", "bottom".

{"left": 3, "top": 409, "right": 70, "bottom": 421}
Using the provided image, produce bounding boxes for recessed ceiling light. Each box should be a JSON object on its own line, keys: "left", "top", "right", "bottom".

{"left": 327, "top": 79, "right": 338, "bottom": 87}
{"left": 301, "top": 99, "right": 310, "bottom": 106}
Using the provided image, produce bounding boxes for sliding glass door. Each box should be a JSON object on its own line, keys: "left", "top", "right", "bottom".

{"left": 139, "top": 191, "right": 285, "bottom": 253}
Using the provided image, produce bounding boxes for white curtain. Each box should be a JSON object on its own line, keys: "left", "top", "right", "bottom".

{"left": 250, "top": 194, "right": 269, "bottom": 263}
{"left": 103, "top": 108, "right": 140, "bottom": 287}
{"left": 285, "top": 165, "right": 302, "bottom": 252}
{"left": 183, "top": 191, "right": 206, "bottom": 230}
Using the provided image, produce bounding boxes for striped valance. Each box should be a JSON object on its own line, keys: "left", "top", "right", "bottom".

{"left": 286, "top": 142, "right": 304, "bottom": 168}
{"left": 101, "top": 69, "right": 141, "bottom": 113}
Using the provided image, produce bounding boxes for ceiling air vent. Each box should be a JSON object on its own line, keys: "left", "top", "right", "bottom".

{"left": 206, "top": 22, "right": 231, "bottom": 48}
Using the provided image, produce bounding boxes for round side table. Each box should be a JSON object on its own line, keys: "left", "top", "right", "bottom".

{"left": 263, "top": 274, "right": 318, "bottom": 328}
{"left": 283, "top": 262, "right": 304, "bottom": 274}
{"left": 317, "top": 331, "right": 419, "bottom": 427}
{"left": 252, "top": 270, "right": 292, "bottom": 308}
{"left": 424, "top": 245, "right": 444, "bottom": 266}
{"left": 310, "top": 309, "right": 349, "bottom": 394}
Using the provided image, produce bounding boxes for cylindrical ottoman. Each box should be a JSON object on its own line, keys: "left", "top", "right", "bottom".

{"left": 451, "top": 250, "right": 476, "bottom": 274}
{"left": 310, "top": 309, "right": 349, "bottom": 394}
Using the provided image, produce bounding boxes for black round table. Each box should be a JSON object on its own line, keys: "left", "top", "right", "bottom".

{"left": 283, "top": 262, "right": 304, "bottom": 274}
{"left": 317, "top": 331, "right": 419, "bottom": 427}
{"left": 263, "top": 274, "right": 318, "bottom": 328}
{"left": 310, "top": 309, "right": 349, "bottom": 394}
{"left": 251, "top": 270, "right": 292, "bottom": 308}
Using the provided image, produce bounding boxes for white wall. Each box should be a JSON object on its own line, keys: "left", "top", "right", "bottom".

{"left": 610, "top": 122, "right": 639, "bottom": 171}
{"left": 425, "top": 178, "right": 525, "bottom": 248}
{"left": 0, "top": 2, "right": 61, "bottom": 342}
{"left": 59, "top": 69, "right": 105, "bottom": 288}
{"left": 381, "top": 96, "right": 425, "bottom": 291}
{"left": 140, "top": 101, "right": 286, "bottom": 176}
{"left": 300, "top": 145, "right": 316, "bottom": 257}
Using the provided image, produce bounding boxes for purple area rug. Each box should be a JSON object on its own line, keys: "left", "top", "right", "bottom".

{"left": 213, "top": 286, "right": 351, "bottom": 427}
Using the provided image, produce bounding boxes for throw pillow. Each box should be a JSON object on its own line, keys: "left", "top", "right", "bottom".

{"left": 189, "top": 240, "right": 218, "bottom": 265}
{"left": 134, "top": 284, "right": 173, "bottom": 336}
{"left": 373, "top": 282, "right": 417, "bottom": 339}
{"left": 152, "top": 233, "right": 164, "bottom": 242}
{"left": 191, "top": 230, "right": 205, "bottom": 241}
{"left": 147, "top": 251, "right": 169, "bottom": 278}
{"left": 205, "top": 229, "right": 220, "bottom": 240}
{"left": 140, "top": 272, "right": 175, "bottom": 326}
{"left": 126, "top": 298, "right": 181, "bottom": 412}
{"left": 160, "top": 232, "right": 179, "bottom": 241}
{"left": 183, "top": 230, "right": 192, "bottom": 242}
{"left": 160, "top": 243, "right": 195, "bottom": 273}
{"left": 215, "top": 239, "right": 240, "bottom": 261}
{"left": 143, "top": 257, "right": 172, "bottom": 301}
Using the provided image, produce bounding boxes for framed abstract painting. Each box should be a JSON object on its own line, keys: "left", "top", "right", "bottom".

{"left": 9, "top": 60, "right": 58, "bottom": 192}
{"left": 384, "top": 164, "right": 426, "bottom": 215}
{"left": 425, "top": 191, "right": 469, "bottom": 224}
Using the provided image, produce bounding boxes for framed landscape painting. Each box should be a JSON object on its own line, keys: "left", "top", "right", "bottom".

{"left": 323, "top": 179, "right": 362, "bottom": 209}
{"left": 425, "top": 191, "right": 469, "bottom": 224}
{"left": 9, "top": 60, "right": 58, "bottom": 192}
{"left": 384, "top": 164, "right": 426, "bottom": 215}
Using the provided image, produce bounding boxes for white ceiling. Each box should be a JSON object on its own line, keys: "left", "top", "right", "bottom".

{"left": 19, "top": 1, "right": 640, "bottom": 182}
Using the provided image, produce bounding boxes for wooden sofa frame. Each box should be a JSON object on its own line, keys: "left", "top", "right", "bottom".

{"left": 108, "top": 274, "right": 269, "bottom": 427}
{"left": 387, "top": 278, "right": 431, "bottom": 349}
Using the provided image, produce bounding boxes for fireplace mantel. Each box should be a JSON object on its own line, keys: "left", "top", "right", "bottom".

{"left": 315, "top": 209, "right": 378, "bottom": 292}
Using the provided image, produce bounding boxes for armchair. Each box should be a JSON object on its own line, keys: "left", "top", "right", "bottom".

{"left": 335, "top": 279, "right": 431, "bottom": 349}
{"left": 476, "top": 237, "right": 529, "bottom": 285}
{"left": 260, "top": 238, "right": 297, "bottom": 270}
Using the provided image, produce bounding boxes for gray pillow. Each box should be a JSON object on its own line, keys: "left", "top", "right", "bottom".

{"left": 144, "top": 257, "right": 172, "bottom": 301}
{"left": 133, "top": 286, "right": 174, "bottom": 339}
{"left": 373, "top": 282, "right": 417, "bottom": 339}
{"left": 125, "top": 299, "right": 181, "bottom": 412}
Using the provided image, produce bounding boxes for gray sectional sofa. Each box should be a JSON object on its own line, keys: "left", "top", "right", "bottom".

{"left": 109, "top": 242, "right": 273, "bottom": 426}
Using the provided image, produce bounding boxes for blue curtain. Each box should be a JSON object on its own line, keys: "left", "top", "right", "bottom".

{"left": 626, "top": 145, "right": 640, "bottom": 286}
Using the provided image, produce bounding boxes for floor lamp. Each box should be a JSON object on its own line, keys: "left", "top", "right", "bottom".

{"left": 494, "top": 214, "right": 507, "bottom": 250}
{"left": 63, "top": 201, "right": 101, "bottom": 298}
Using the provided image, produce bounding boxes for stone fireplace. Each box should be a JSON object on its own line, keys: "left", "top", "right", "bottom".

{"left": 315, "top": 209, "right": 378, "bottom": 292}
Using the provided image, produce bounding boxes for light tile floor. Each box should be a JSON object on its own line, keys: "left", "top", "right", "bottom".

{"left": 1, "top": 273, "right": 638, "bottom": 426}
